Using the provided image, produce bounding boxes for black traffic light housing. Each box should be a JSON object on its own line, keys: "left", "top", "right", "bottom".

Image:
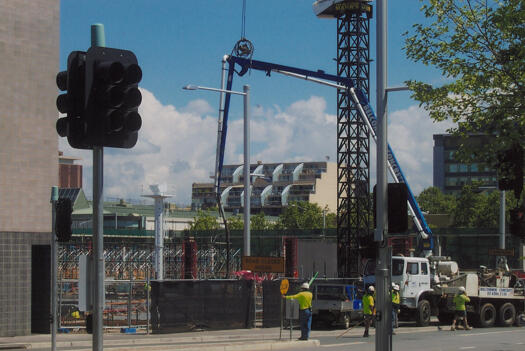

{"left": 373, "top": 183, "right": 409, "bottom": 234}
{"left": 55, "top": 198, "right": 73, "bottom": 242}
{"left": 509, "top": 205, "right": 525, "bottom": 239}
{"left": 56, "top": 51, "right": 91, "bottom": 149}
{"left": 84, "top": 46, "right": 142, "bottom": 148}
{"left": 497, "top": 143, "right": 524, "bottom": 199}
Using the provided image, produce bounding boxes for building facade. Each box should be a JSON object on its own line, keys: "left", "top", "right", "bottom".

{"left": 0, "top": 0, "right": 59, "bottom": 336}
{"left": 59, "top": 151, "right": 83, "bottom": 188}
{"left": 433, "top": 134, "right": 498, "bottom": 194}
{"left": 192, "top": 161, "right": 337, "bottom": 215}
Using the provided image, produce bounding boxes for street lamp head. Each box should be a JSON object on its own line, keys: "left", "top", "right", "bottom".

{"left": 182, "top": 85, "right": 198, "bottom": 90}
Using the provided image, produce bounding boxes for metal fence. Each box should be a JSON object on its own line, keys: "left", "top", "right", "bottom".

{"left": 56, "top": 228, "right": 523, "bottom": 329}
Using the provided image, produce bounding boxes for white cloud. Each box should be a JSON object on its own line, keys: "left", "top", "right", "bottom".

{"left": 386, "top": 105, "right": 455, "bottom": 194}
{"left": 58, "top": 90, "right": 454, "bottom": 206}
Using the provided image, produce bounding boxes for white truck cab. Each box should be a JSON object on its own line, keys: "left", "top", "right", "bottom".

{"left": 392, "top": 256, "right": 432, "bottom": 309}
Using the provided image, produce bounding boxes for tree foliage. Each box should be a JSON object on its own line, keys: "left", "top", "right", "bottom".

{"left": 404, "top": 0, "right": 525, "bottom": 164}
{"left": 227, "top": 215, "right": 244, "bottom": 230}
{"left": 251, "top": 212, "right": 272, "bottom": 230}
{"left": 277, "top": 201, "right": 331, "bottom": 230}
{"left": 417, "top": 185, "right": 521, "bottom": 228}
{"left": 189, "top": 211, "right": 220, "bottom": 232}
{"left": 417, "top": 187, "right": 456, "bottom": 214}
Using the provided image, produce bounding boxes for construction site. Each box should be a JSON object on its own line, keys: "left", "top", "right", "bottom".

{"left": 49, "top": 0, "right": 525, "bottom": 338}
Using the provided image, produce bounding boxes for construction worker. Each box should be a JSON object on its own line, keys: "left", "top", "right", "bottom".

{"left": 391, "top": 284, "right": 400, "bottom": 333}
{"left": 284, "top": 282, "right": 313, "bottom": 340}
{"left": 451, "top": 286, "right": 472, "bottom": 330}
{"left": 362, "top": 285, "right": 375, "bottom": 337}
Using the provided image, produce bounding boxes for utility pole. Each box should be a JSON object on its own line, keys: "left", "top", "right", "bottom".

{"left": 376, "top": 1, "right": 392, "bottom": 350}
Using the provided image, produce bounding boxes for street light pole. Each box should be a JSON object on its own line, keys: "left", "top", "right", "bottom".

{"left": 183, "top": 84, "right": 251, "bottom": 257}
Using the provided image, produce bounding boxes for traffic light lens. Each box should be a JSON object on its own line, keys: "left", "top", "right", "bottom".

{"left": 97, "top": 61, "right": 125, "bottom": 83}
{"left": 125, "top": 64, "right": 142, "bottom": 84}
{"left": 56, "top": 94, "right": 69, "bottom": 113}
{"left": 124, "top": 87, "right": 142, "bottom": 108}
{"left": 108, "top": 110, "right": 125, "bottom": 132}
{"left": 56, "top": 117, "right": 68, "bottom": 137}
{"left": 108, "top": 87, "right": 125, "bottom": 107}
{"left": 125, "top": 111, "right": 142, "bottom": 132}
{"left": 56, "top": 71, "right": 68, "bottom": 91}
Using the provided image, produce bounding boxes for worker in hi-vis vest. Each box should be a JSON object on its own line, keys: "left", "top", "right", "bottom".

{"left": 362, "top": 285, "right": 375, "bottom": 337}
{"left": 284, "top": 282, "right": 313, "bottom": 340}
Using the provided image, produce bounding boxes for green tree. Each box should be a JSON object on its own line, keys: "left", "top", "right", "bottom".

{"left": 189, "top": 211, "right": 219, "bottom": 232}
{"left": 404, "top": 0, "right": 525, "bottom": 163}
{"left": 453, "top": 184, "right": 501, "bottom": 227}
{"left": 278, "top": 201, "right": 325, "bottom": 230}
{"left": 251, "top": 212, "right": 271, "bottom": 231}
{"left": 416, "top": 187, "right": 456, "bottom": 214}
{"left": 325, "top": 212, "right": 337, "bottom": 228}
{"left": 227, "top": 214, "right": 244, "bottom": 230}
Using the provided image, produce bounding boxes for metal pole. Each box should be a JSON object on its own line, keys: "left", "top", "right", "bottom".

{"left": 376, "top": 1, "right": 392, "bottom": 350}
{"left": 500, "top": 190, "right": 506, "bottom": 249}
{"left": 243, "top": 85, "right": 251, "bottom": 256}
{"left": 498, "top": 190, "right": 507, "bottom": 269}
{"left": 50, "top": 186, "right": 58, "bottom": 351}
{"left": 91, "top": 23, "right": 105, "bottom": 351}
{"left": 154, "top": 197, "right": 164, "bottom": 280}
{"left": 218, "top": 56, "right": 231, "bottom": 278}
{"left": 128, "top": 265, "right": 132, "bottom": 328}
{"left": 146, "top": 270, "right": 150, "bottom": 335}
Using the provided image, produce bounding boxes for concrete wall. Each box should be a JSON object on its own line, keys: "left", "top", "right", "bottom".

{"left": 0, "top": 0, "right": 59, "bottom": 336}
{"left": 297, "top": 240, "right": 338, "bottom": 279}
{"left": 0, "top": 0, "right": 59, "bottom": 233}
{"left": 309, "top": 162, "right": 337, "bottom": 213}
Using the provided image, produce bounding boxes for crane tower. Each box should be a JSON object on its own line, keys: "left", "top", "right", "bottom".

{"left": 313, "top": 0, "right": 374, "bottom": 277}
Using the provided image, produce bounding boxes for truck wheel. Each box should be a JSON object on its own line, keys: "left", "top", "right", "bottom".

{"left": 416, "top": 299, "right": 431, "bottom": 327}
{"left": 341, "top": 313, "right": 351, "bottom": 329}
{"left": 477, "top": 303, "right": 496, "bottom": 328}
{"left": 498, "top": 303, "right": 516, "bottom": 327}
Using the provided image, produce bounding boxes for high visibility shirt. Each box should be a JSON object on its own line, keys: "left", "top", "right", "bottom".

{"left": 286, "top": 291, "right": 312, "bottom": 310}
{"left": 392, "top": 291, "right": 400, "bottom": 305}
{"left": 453, "top": 293, "right": 470, "bottom": 311}
{"left": 363, "top": 293, "right": 375, "bottom": 315}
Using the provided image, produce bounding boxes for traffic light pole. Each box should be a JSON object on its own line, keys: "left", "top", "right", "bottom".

{"left": 376, "top": 1, "right": 392, "bottom": 350}
{"left": 50, "top": 186, "right": 58, "bottom": 351}
{"left": 91, "top": 23, "right": 105, "bottom": 351}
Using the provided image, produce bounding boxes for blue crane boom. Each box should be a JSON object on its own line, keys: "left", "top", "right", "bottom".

{"left": 216, "top": 55, "right": 433, "bottom": 252}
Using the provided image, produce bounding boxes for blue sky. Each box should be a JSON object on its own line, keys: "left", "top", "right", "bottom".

{"left": 59, "top": 0, "right": 453, "bottom": 206}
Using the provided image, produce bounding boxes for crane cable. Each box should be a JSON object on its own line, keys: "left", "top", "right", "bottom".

{"left": 232, "top": 0, "right": 254, "bottom": 60}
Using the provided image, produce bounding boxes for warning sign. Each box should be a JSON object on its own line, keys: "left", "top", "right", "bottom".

{"left": 241, "top": 256, "right": 285, "bottom": 273}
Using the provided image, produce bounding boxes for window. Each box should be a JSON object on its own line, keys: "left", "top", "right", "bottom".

{"left": 406, "top": 262, "right": 419, "bottom": 275}
{"left": 421, "top": 263, "right": 428, "bottom": 275}
{"left": 392, "top": 259, "right": 404, "bottom": 276}
{"left": 447, "top": 163, "right": 459, "bottom": 173}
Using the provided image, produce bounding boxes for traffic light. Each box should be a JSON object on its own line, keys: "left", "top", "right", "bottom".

{"left": 509, "top": 206, "right": 525, "bottom": 239}
{"left": 84, "top": 46, "right": 142, "bottom": 148}
{"left": 55, "top": 198, "right": 73, "bottom": 242}
{"left": 373, "top": 183, "right": 409, "bottom": 234}
{"left": 497, "top": 144, "right": 524, "bottom": 199}
{"left": 56, "top": 51, "right": 91, "bottom": 149}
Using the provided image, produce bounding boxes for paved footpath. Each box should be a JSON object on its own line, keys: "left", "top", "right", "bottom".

{"left": 0, "top": 327, "right": 319, "bottom": 351}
